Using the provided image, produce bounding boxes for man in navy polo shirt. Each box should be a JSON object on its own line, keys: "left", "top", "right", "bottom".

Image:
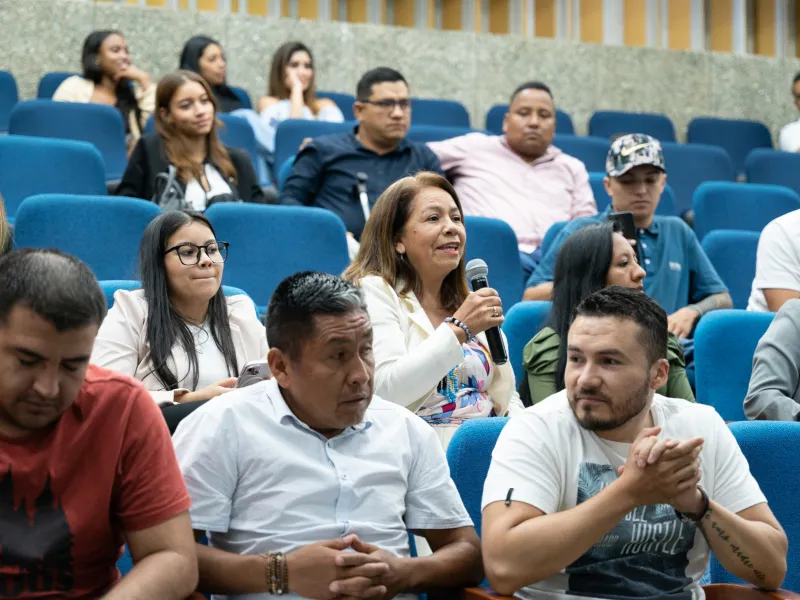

{"left": 524, "top": 133, "right": 732, "bottom": 339}
{"left": 280, "top": 67, "right": 443, "bottom": 241}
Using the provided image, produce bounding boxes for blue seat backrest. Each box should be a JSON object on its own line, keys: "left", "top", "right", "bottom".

{"left": 589, "top": 110, "right": 676, "bottom": 142}
{"left": 553, "top": 135, "right": 609, "bottom": 173}
{"left": 502, "top": 301, "right": 552, "bottom": 385}
{"left": 37, "top": 72, "right": 75, "bottom": 99}
{"left": 464, "top": 216, "right": 523, "bottom": 310}
{"left": 660, "top": 142, "right": 735, "bottom": 216}
{"left": 410, "top": 98, "right": 470, "bottom": 128}
{"left": 316, "top": 91, "right": 356, "bottom": 121}
{"left": 687, "top": 117, "right": 772, "bottom": 177}
{"left": 701, "top": 230, "right": 760, "bottom": 310}
{"left": 745, "top": 148, "right": 800, "bottom": 196}
{"left": 0, "top": 70, "right": 19, "bottom": 132}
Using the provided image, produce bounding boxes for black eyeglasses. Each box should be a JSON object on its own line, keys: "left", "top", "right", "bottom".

{"left": 164, "top": 242, "right": 229, "bottom": 265}
{"left": 360, "top": 99, "right": 411, "bottom": 112}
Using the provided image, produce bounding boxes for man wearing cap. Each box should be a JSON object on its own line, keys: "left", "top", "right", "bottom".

{"left": 524, "top": 134, "right": 732, "bottom": 339}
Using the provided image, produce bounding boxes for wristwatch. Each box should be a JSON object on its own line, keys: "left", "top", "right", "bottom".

{"left": 674, "top": 487, "right": 709, "bottom": 524}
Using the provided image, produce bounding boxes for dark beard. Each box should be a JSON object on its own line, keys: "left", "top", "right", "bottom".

{"left": 571, "top": 375, "right": 651, "bottom": 432}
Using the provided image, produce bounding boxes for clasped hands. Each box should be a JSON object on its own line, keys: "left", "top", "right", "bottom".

{"left": 618, "top": 426, "right": 706, "bottom": 515}
{"left": 287, "top": 534, "right": 407, "bottom": 600}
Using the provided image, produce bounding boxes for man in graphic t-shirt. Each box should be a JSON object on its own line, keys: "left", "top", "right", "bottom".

{"left": 0, "top": 249, "right": 197, "bottom": 600}
{"left": 481, "top": 287, "right": 788, "bottom": 600}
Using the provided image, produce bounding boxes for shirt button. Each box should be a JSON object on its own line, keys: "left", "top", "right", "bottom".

{"left": 645, "top": 259, "right": 651, "bottom": 265}
{"left": 342, "top": 474, "right": 348, "bottom": 480}
{"left": 641, "top": 243, "right": 647, "bottom": 249}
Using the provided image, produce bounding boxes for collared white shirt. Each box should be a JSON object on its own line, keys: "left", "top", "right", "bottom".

{"left": 173, "top": 378, "right": 473, "bottom": 600}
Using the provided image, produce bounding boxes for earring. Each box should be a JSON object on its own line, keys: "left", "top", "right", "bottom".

{"left": 95, "top": 58, "right": 100, "bottom": 66}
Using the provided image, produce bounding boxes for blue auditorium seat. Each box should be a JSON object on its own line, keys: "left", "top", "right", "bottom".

{"left": 100, "top": 280, "right": 249, "bottom": 309}
{"left": 687, "top": 117, "right": 772, "bottom": 177}
{"left": 277, "top": 155, "right": 296, "bottom": 191}
{"left": 694, "top": 310, "right": 774, "bottom": 421}
{"left": 692, "top": 182, "right": 800, "bottom": 242}
{"left": 484, "top": 104, "right": 575, "bottom": 135}
{"left": 745, "top": 148, "right": 800, "bottom": 195}
{"left": 36, "top": 71, "right": 75, "bottom": 99}
{"left": 540, "top": 221, "right": 568, "bottom": 258}
{"left": 316, "top": 90, "right": 356, "bottom": 121}
{"left": 406, "top": 124, "right": 478, "bottom": 144}
{"left": 710, "top": 421, "right": 800, "bottom": 591}
{"left": 589, "top": 110, "right": 677, "bottom": 142}
{"left": 502, "top": 301, "right": 552, "bottom": 385}
{"left": 205, "top": 203, "right": 349, "bottom": 312}
{"left": 660, "top": 142, "right": 735, "bottom": 216}
{"left": 553, "top": 134, "right": 609, "bottom": 173}
{"left": 9, "top": 99, "right": 128, "bottom": 180}
{"left": 701, "top": 230, "right": 760, "bottom": 310}
{"left": 410, "top": 97, "right": 470, "bottom": 128}
{"left": 273, "top": 119, "right": 353, "bottom": 179}
{"left": 13, "top": 195, "right": 162, "bottom": 281}
{"left": 446, "top": 417, "right": 509, "bottom": 537}
{"left": 0, "top": 71, "right": 19, "bottom": 133}
{"left": 464, "top": 216, "right": 523, "bottom": 310}
{"left": 229, "top": 85, "right": 253, "bottom": 110}
{"left": 217, "top": 113, "right": 269, "bottom": 185}
{"left": 0, "top": 136, "right": 107, "bottom": 223}
{"left": 588, "top": 172, "right": 677, "bottom": 216}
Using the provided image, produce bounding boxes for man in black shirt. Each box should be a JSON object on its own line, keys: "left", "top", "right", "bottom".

{"left": 279, "top": 67, "right": 443, "bottom": 240}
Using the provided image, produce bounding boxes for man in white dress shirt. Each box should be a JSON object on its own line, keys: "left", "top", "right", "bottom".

{"left": 173, "top": 271, "right": 481, "bottom": 600}
{"left": 481, "top": 287, "right": 787, "bottom": 600}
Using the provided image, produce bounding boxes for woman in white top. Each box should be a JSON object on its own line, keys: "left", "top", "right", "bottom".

{"left": 53, "top": 30, "right": 154, "bottom": 151}
{"left": 257, "top": 41, "right": 344, "bottom": 153}
{"left": 91, "top": 210, "right": 267, "bottom": 433}
{"left": 343, "top": 172, "right": 523, "bottom": 449}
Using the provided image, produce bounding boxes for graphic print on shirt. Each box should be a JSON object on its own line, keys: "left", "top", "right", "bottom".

{"left": 565, "top": 462, "right": 696, "bottom": 600}
{"left": 0, "top": 466, "right": 74, "bottom": 597}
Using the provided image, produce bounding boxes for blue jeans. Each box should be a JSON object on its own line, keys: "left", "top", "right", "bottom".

{"left": 520, "top": 249, "right": 544, "bottom": 283}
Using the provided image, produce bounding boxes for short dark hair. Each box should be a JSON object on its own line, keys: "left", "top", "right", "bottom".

{"left": 510, "top": 81, "right": 553, "bottom": 105}
{"left": 0, "top": 249, "right": 107, "bottom": 331}
{"left": 357, "top": 67, "right": 407, "bottom": 101}
{"left": 573, "top": 286, "right": 668, "bottom": 365}
{"left": 267, "top": 272, "right": 368, "bottom": 360}
{"left": 793, "top": 72, "right": 800, "bottom": 87}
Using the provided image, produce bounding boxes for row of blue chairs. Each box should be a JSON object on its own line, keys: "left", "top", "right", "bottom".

{"left": 502, "top": 302, "right": 771, "bottom": 422}
{"left": 10, "top": 194, "right": 524, "bottom": 314}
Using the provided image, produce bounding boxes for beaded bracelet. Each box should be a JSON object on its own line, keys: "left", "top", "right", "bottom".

{"left": 444, "top": 316, "right": 474, "bottom": 341}
{"left": 261, "top": 552, "right": 289, "bottom": 595}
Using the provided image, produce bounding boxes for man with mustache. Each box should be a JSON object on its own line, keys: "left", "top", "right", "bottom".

{"left": 428, "top": 82, "right": 596, "bottom": 280}
{"left": 172, "top": 271, "right": 482, "bottom": 600}
{"left": 0, "top": 249, "right": 197, "bottom": 600}
{"left": 481, "top": 287, "right": 787, "bottom": 600}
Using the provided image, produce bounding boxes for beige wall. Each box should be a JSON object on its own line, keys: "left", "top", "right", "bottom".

{"left": 2, "top": 0, "right": 800, "bottom": 142}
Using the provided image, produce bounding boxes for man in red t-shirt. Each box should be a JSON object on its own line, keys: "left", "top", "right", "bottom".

{"left": 0, "top": 249, "right": 197, "bottom": 600}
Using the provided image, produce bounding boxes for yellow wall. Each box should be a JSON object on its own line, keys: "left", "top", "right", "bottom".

{"left": 708, "top": 0, "right": 732, "bottom": 52}
{"left": 753, "top": 0, "right": 776, "bottom": 56}
{"left": 441, "top": 0, "right": 461, "bottom": 31}
{"left": 623, "top": 0, "right": 647, "bottom": 47}
{"left": 489, "top": 0, "right": 509, "bottom": 35}
{"left": 580, "top": 0, "right": 603, "bottom": 44}
{"left": 667, "top": 0, "right": 692, "bottom": 50}
{"left": 535, "top": 0, "right": 555, "bottom": 38}
{"left": 346, "top": 0, "right": 367, "bottom": 22}
{"left": 393, "top": 0, "right": 415, "bottom": 27}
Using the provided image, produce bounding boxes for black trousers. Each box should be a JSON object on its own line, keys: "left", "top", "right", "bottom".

{"left": 161, "top": 400, "right": 210, "bottom": 435}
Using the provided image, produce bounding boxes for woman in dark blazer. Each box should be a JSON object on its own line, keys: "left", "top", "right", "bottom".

{"left": 117, "top": 70, "right": 271, "bottom": 208}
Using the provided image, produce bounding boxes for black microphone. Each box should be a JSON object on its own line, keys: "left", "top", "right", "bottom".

{"left": 465, "top": 259, "right": 508, "bottom": 365}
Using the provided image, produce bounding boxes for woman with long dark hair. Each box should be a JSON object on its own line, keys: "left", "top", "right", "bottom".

{"left": 91, "top": 210, "right": 267, "bottom": 431}
{"left": 116, "top": 70, "right": 270, "bottom": 207}
{"left": 257, "top": 41, "right": 344, "bottom": 153}
{"left": 179, "top": 35, "right": 243, "bottom": 114}
{"left": 521, "top": 221, "right": 694, "bottom": 405}
{"left": 344, "top": 172, "right": 523, "bottom": 449}
{"left": 53, "top": 30, "right": 153, "bottom": 151}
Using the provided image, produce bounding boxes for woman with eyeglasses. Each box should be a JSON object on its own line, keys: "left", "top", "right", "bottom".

{"left": 257, "top": 41, "right": 344, "bottom": 154}
{"left": 91, "top": 210, "right": 267, "bottom": 432}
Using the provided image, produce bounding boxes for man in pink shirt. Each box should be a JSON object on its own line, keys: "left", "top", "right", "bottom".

{"left": 428, "top": 82, "right": 597, "bottom": 279}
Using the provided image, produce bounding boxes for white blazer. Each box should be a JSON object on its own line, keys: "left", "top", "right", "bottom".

{"left": 90, "top": 289, "right": 268, "bottom": 405}
{"left": 359, "top": 276, "right": 524, "bottom": 416}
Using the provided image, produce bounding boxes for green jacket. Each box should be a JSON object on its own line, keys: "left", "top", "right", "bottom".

{"left": 522, "top": 327, "right": 696, "bottom": 405}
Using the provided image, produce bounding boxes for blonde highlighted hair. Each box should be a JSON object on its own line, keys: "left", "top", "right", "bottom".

{"left": 0, "top": 193, "right": 8, "bottom": 253}
{"left": 343, "top": 172, "right": 470, "bottom": 312}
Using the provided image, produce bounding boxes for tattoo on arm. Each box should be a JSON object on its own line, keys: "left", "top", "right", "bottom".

{"left": 699, "top": 509, "right": 765, "bottom": 583}
{"left": 689, "top": 292, "right": 733, "bottom": 317}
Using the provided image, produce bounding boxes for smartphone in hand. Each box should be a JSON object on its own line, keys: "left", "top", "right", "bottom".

{"left": 236, "top": 360, "right": 271, "bottom": 388}
{"left": 608, "top": 211, "right": 641, "bottom": 263}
